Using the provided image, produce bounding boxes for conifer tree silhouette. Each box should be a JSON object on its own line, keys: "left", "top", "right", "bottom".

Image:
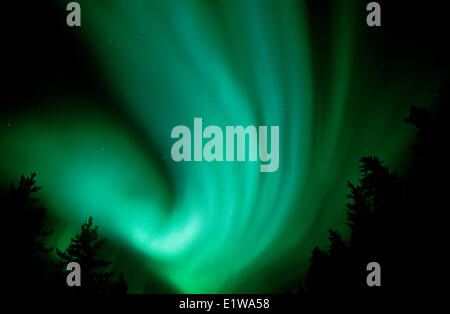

{"left": 4, "top": 173, "right": 54, "bottom": 291}
{"left": 8, "top": 173, "right": 53, "bottom": 254}
{"left": 55, "top": 217, "right": 127, "bottom": 294}
{"left": 402, "top": 90, "right": 449, "bottom": 298}
{"left": 304, "top": 156, "right": 398, "bottom": 299}
{"left": 300, "top": 88, "right": 449, "bottom": 300}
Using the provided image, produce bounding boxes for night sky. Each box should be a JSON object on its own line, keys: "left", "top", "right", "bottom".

{"left": 1, "top": 1, "right": 448, "bottom": 293}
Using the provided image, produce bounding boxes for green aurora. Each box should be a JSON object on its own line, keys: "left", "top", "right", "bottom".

{"left": 1, "top": 0, "right": 444, "bottom": 293}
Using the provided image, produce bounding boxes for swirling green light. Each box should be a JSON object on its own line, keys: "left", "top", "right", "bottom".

{"left": 1, "top": 0, "right": 437, "bottom": 293}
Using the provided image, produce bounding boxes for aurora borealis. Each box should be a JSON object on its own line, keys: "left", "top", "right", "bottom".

{"left": 1, "top": 1, "right": 446, "bottom": 293}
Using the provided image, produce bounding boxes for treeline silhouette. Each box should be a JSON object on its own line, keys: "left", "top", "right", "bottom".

{"left": 300, "top": 156, "right": 399, "bottom": 299}
{"left": 294, "top": 88, "right": 449, "bottom": 300}
{"left": 2, "top": 90, "right": 447, "bottom": 296}
{"left": 3, "top": 174, "right": 127, "bottom": 294}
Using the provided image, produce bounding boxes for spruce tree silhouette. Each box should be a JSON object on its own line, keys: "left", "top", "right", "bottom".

{"left": 402, "top": 89, "right": 449, "bottom": 299}
{"left": 8, "top": 173, "right": 53, "bottom": 254}
{"left": 3, "top": 173, "right": 54, "bottom": 292}
{"left": 55, "top": 217, "right": 128, "bottom": 294}
{"left": 299, "top": 88, "right": 449, "bottom": 301}
{"left": 304, "top": 156, "right": 399, "bottom": 299}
